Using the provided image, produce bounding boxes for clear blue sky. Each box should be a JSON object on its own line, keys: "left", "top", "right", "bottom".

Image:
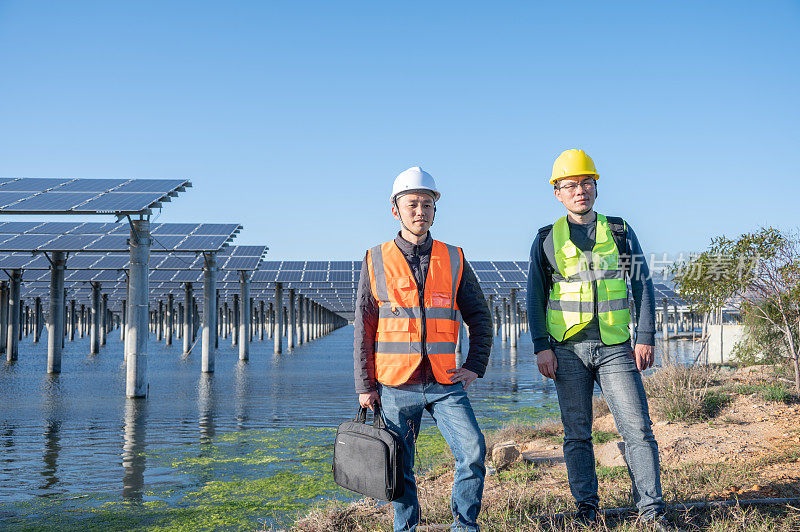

{"left": 1, "top": 1, "right": 797, "bottom": 260}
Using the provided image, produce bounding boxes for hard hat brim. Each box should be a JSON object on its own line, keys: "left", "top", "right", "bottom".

{"left": 391, "top": 188, "right": 441, "bottom": 203}
{"left": 549, "top": 173, "right": 600, "bottom": 186}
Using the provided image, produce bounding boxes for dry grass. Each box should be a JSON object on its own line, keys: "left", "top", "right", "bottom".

{"left": 593, "top": 394, "right": 611, "bottom": 418}
{"left": 644, "top": 364, "right": 723, "bottom": 421}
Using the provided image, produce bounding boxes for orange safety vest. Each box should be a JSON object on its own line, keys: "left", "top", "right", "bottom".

{"left": 367, "top": 239, "right": 464, "bottom": 386}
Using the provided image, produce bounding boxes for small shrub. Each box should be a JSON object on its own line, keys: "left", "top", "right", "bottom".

{"left": 592, "top": 394, "right": 610, "bottom": 418}
{"left": 702, "top": 390, "right": 732, "bottom": 417}
{"left": 735, "top": 382, "right": 795, "bottom": 404}
{"left": 645, "top": 364, "right": 719, "bottom": 421}
{"left": 760, "top": 383, "right": 793, "bottom": 403}
{"left": 591, "top": 430, "right": 618, "bottom": 444}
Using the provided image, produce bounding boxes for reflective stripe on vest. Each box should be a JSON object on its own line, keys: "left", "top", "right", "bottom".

{"left": 367, "top": 239, "right": 463, "bottom": 386}
{"left": 544, "top": 213, "right": 631, "bottom": 344}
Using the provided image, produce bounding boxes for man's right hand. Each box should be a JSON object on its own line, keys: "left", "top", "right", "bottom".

{"left": 359, "top": 391, "right": 380, "bottom": 411}
{"left": 536, "top": 349, "right": 558, "bottom": 380}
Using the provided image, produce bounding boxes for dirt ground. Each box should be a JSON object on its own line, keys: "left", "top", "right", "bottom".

{"left": 293, "top": 366, "right": 800, "bottom": 531}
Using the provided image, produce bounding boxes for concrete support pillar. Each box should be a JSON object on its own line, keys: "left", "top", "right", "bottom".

{"left": 46, "top": 252, "right": 66, "bottom": 373}
{"left": 176, "top": 303, "right": 183, "bottom": 339}
{"left": 125, "top": 218, "right": 150, "bottom": 398}
{"left": 0, "top": 282, "right": 6, "bottom": 356}
{"left": 156, "top": 300, "right": 163, "bottom": 342}
{"left": 297, "top": 294, "right": 304, "bottom": 345}
{"left": 214, "top": 289, "right": 219, "bottom": 349}
{"left": 274, "top": 282, "right": 283, "bottom": 354}
{"left": 6, "top": 271, "right": 20, "bottom": 361}
{"left": 673, "top": 304, "right": 679, "bottom": 334}
{"left": 287, "top": 289, "right": 295, "bottom": 350}
{"left": 69, "top": 299, "right": 76, "bottom": 342}
{"left": 222, "top": 302, "right": 228, "bottom": 339}
{"left": 202, "top": 253, "right": 217, "bottom": 372}
{"left": 33, "top": 297, "right": 42, "bottom": 343}
{"left": 249, "top": 297, "right": 254, "bottom": 342}
{"left": 183, "top": 283, "right": 193, "bottom": 355}
{"left": 510, "top": 290, "right": 518, "bottom": 348}
{"left": 268, "top": 302, "right": 274, "bottom": 339}
{"left": 231, "top": 294, "right": 239, "bottom": 346}
{"left": 166, "top": 294, "right": 173, "bottom": 346}
{"left": 302, "top": 298, "right": 309, "bottom": 342}
{"left": 500, "top": 297, "right": 508, "bottom": 344}
{"left": 100, "top": 293, "right": 108, "bottom": 346}
{"left": 239, "top": 271, "right": 250, "bottom": 361}
{"left": 90, "top": 282, "right": 101, "bottom": 355}
{"left": 259, "top": 301, "right": 265, "bottom": 341}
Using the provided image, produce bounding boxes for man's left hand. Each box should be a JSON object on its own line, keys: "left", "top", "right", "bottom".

{"left": 631, "top": 344, "right": 655, "bottom": 371}
{"left": 447, "top": 368, "right": 478, "bottom": 389}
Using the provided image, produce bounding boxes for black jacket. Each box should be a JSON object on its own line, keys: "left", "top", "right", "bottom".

{"left": 353, "top": 233, "right": 493, "bottom": 393}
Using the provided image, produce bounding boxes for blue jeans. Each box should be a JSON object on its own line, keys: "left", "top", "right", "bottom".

{"left": 553, "top": 340, "right": 665, "bottom": 519}
{"left": 379, "top": 381, "right": 486, "bottom": 532}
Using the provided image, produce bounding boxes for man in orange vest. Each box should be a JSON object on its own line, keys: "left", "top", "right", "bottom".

{"left": 354, "top": 166, "right": 493, "bottom": 532}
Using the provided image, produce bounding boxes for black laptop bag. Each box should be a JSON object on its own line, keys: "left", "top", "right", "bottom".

{"left": 332, "top": 404, "right": 405, "bottom": 501}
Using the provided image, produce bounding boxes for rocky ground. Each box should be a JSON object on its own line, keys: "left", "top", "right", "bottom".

{"left": 292, "top": 365, "right": 800, "bottom": 531}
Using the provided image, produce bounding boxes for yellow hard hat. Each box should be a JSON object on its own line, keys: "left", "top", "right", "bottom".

{"left": 550, "top": 149, "right": 599, "bottom": 185}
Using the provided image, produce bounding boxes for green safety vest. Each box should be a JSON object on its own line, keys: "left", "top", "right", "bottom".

{"left": 544, "top": 213, "right": 631, "bottom": 344}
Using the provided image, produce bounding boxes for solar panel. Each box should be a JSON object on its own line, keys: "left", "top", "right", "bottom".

{"left": 228, "top": 245, "right": 264, "bottom": 257}
{"left": 38, "top": 235, "right": 102, "bottom": 251}
{"left": 329, "top": 271, "right": 352, "bottom": 282}
{"left": 0, "top": 254, "right": 39, "bottom": 269}
{"left": 494, "top": 261, "right": 519, "bottom": 270}
{"left": 196, "top": 224, "right": 241, "bottom": 236}
{"left": 11, "top": 193, "right": 98, "bottom": 211}
{"left": 305, "top": 261, "right": 327, "bottom": 270}
{"left": 92, "top": 255, "right": 130, "bottom": 269}
{"left": 0, "top": 192, "right": 40, "bottom": 208}
{"left": 303, "top": 271, "right": 327, "bottom": 282}
{"left": 112, "top": 179, "right": 188, "bottom": 193}
{"left": 150, "top": 270, "right": 176, "bottom": 282}
{"left": 0, "top": 234, "right": 56, "bottom": 251}
{"left": 26, "top": 222, "right": 80, "bottom": 234}
{"left": 251, "top": 271, "right": 277, "bottom": 282}
{"left": 500, "top": 271, "right": 526, "bottom": 282}
{"left": 277, "top": 271, "right": 302, "bottom": 282}
{"left": 77, "top": 193, "right": 160, "bottom": 213}
{"left": 0, "top": 178, "right": 73, "bottom": 191}
{"left": 175, "top": 235, "right": 229, "bottom": 251}
{"left": 83, "top": 235, "right": 130, "bottom": 251}
{"left": 70, "top": 222, "right": 119, "bottom": 234}
{"left": 281, "top": 261, "right": 305, "bottom": 269}
{"left": 54, "top": 179, "right": 127, "bottom": 192}
{"left": 470, "top": 261, "right": 495, "bottom": 271}
{"left": 152, "top": 223, "right": 200, "bottom": 235}
{"left": 222, "top": 256, "right": 262, "bottom": 270}
{"left": 476, "top": 271, "right": 503, "bottom": 282}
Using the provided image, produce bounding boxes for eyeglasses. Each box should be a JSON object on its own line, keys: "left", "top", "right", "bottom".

{"left": 558, "top": 180, "right": 596, "bottom": 192}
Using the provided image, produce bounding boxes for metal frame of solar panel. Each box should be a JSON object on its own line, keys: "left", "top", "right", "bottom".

{"left": 0, "top": 178, "right": 191, "bottom": 215}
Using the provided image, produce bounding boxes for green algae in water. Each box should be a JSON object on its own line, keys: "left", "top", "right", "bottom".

{"left": 2, "top": 426, "right": 355, "bottom": 531}
{"left": 2, "top": 402, "right": 561, "bottom": 531}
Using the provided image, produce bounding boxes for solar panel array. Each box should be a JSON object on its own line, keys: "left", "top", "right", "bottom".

{"left": 0, "top": 221, "right": 240, "bottom": 252}
{"left": 0, "top": 178, "right": 190, "bottom": 215}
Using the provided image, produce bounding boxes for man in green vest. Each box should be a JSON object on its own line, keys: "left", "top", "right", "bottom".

{"left": 527, "top": 149, "right": 671, "bottom": 530}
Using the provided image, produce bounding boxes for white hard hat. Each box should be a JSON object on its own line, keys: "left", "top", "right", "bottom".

{"left": 390, "top": 166, "right": 441, "bottom": 204}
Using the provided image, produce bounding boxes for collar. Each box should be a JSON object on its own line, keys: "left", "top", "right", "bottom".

{"left": 394, "top": 231, "right": 433, "bottom": 256}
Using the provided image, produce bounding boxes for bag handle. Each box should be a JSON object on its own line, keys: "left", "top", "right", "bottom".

{"left": 356, "top": 404, "right": 386, "bottom": 429}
